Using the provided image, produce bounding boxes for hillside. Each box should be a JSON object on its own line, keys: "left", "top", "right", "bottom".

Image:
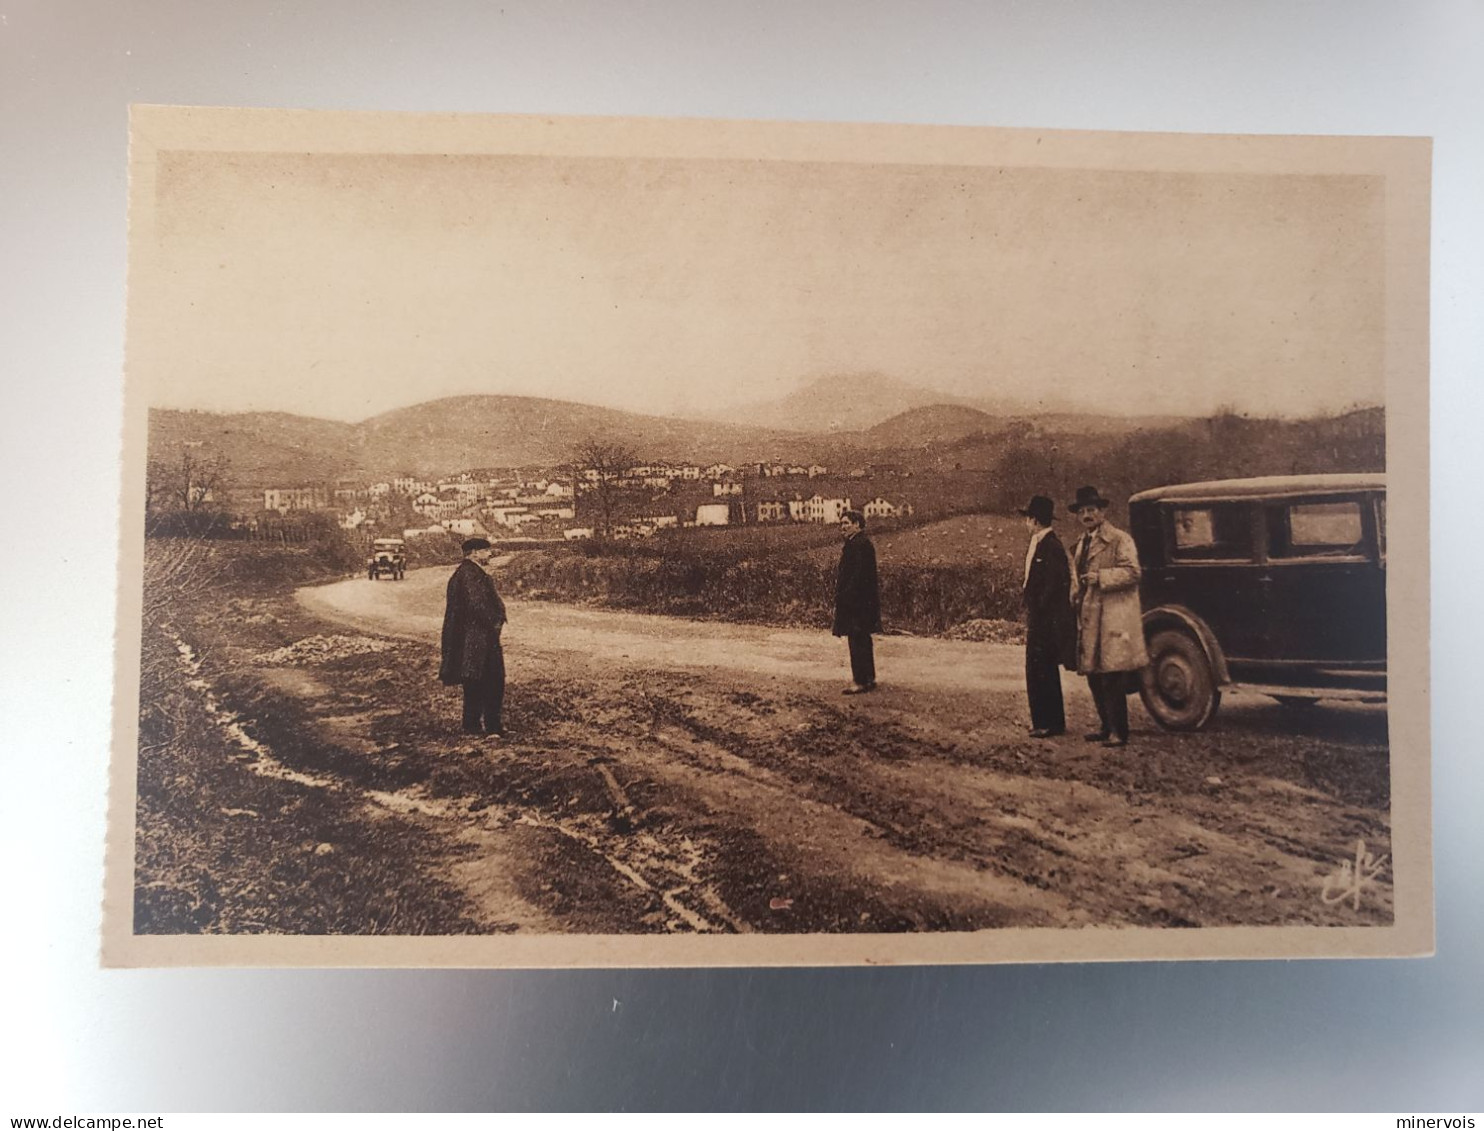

{"left": 148, "top": 410, "right": 360, "bottom": 485}
{"left": 721, "top": 373, "right": 981, "bottom": 433}
{"left": 148, "top": 396, "right": 869, "bottom": 486}
{"left": 147, "top": 394, "right": 1375, "bottom": 492}
{"left": 724, "top": 372, "right": 1194, "bottom": 435}
{"left": 863, "top": 404, "right": 1002, "bottom": 447}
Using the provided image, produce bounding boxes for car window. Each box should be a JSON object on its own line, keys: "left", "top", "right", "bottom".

{"left": 1267, "top": 500, "right": 1366, "bottom": 558}
{"left": 1170, "top": 504, "right": 1253, "bottom": 560}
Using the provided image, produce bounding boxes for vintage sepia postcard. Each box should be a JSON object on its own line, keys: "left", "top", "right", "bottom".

{"left": 105, "top": 106, "right": 1431, "bottom": 967}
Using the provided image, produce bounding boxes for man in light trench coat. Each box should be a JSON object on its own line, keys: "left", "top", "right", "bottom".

{"left": 1067, "top": 486, "right": 1148, "bottom": 747}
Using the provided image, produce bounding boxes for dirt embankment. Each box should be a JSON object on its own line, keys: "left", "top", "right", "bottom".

{"left": 133, "top": 546, "right": 1393, "bottom": 937}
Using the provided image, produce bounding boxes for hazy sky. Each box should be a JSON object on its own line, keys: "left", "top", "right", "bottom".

{"left": 137, "top": 149, "right": 1386, "bottom": 422}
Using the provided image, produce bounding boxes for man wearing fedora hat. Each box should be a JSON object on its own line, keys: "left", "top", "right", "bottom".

{"left": 1019, "top": 495, "right": 1076, "bottom": 737}
{"left": 1067, "top": 486, "right": 1148, "bottom": 748}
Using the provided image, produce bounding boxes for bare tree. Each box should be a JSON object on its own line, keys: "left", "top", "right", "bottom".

{"left": 571, "top": 438, "right": 638, "bottom": 539}
{"left": 147, "top": 446, "right": 231, "bottom": 513}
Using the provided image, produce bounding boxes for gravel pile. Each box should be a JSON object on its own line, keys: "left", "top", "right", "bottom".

{"left": 257, "top": 634, "right": 400, "bottom": 665}
{"left": 943, "top": 618, "right": 1026, "bottom": 645}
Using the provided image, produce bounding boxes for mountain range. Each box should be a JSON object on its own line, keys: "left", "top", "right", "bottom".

{"left": 711, "top": 372, "right": 1082, "bottom": 433}
{"left": 147, "top": 376, "right": 1210, "bottom": 487}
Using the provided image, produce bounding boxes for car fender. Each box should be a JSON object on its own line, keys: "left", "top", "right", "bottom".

{"left": 1142, "top": 605, "right": 1231, "bottom": 687}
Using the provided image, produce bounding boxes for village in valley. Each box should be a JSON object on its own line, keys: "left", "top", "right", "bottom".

{"left": 248, "top": 458, "right": 917, "bottom": 544}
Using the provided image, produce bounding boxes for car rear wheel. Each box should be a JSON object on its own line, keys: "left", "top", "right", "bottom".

{"left": 1140, "top": 629, "right": 1221, "bottom": 731}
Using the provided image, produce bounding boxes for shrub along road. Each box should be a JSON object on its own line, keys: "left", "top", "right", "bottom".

{"left": 257, "top": 566, "right": 1394, "bottom": 934}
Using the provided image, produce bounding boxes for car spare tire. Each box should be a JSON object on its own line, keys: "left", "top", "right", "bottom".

{"left": 1140, "top": 629, "right": 1221, "bottom": 731}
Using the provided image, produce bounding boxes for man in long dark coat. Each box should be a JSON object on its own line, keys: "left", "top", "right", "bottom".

{"left": 833, "top": 509, "right": 882, "bottom": 695}
{"left": 440, "top": 537, "right": 508, "bottom": 736}
{"left": 1018, "top": 495, "right": 1077, "bottom": 737}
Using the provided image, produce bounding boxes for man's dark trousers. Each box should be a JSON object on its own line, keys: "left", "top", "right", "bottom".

{"left": 462, "top": 645, "right": 505, "bottom": 734}
{"left": 1086, "top": 671, "right": 1129, "bottom": 740}
{"left": 1023, "top": 526, "right": 1073, "bottom": 733}
{"left": 1026, "top": 649, "right": 1065, "bottom": 733}
{"left": 847, "top": 633, "right": 876, "bottom": 687}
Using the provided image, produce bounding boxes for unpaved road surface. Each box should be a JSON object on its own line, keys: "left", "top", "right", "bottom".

{"left": 255, "top": 567, "right": 1394, "bottom": 934}
{"left": 299, "top": 566, "right": 1031, "bottom": 695}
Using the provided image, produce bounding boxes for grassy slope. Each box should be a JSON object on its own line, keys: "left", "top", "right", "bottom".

{"left": 133, "top": 539, "right": 481, "bottom": 935}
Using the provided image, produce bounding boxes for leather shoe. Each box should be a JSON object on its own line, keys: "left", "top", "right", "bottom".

{"left": 1029, "top": 728, "right": 1063, "bottom": 739}
{"left": 1102, "top": 736, "right": 1128, "bottom": 748}
{"left": 1083, "top": 731, "right": 1110, "bottom": 743}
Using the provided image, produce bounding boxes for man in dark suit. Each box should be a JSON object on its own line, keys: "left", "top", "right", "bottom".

{"left": 440, "top": 537, "right": 508, "bottom": 737}
{"left": 1019, "top": 495, "right": 1076, "bottom": 737}
{"left": 833, "top": 509, "right": 882, "bottom": 695}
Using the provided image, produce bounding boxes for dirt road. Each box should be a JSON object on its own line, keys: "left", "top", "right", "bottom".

{"left": 261, "top": 567, "right": 1393, "bottom": 935}
{"left": 300, "top": 566, "right": 1031, "bottom": 694}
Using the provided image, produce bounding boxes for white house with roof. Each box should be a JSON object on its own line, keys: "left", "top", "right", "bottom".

{"left": 263, "top": 486, "right": 328, "bottom": 513}
{"left": 863, "top": 497, "right": 903, "bottom": 520}
{"left": 442, "top": 518, "right": 487, "bottom": 537}
{"left": 804, "top": 495, "right": 852, "bottom": 524}
{"left": 485, "top": 506, "right": 532, "bottom": 528}
{"left": 756, "top": 500, "right": 787, "bottom": 522}
{"left": 695, "top": 503, "right": 730, "bottom": 526}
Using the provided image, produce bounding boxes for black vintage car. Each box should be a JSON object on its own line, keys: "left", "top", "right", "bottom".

{"left": 1127, "top": 473, "right": 1386, "bottom": 730}
{"left": 367, "top": 537, "right": 407, "bottom": 581}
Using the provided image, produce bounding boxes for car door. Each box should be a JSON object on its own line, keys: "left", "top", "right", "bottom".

{"left": 1259, "top": 493, "right": 1386, "bottom": 666}
{"left": 1146, "top": 501, "right": 1268, "bottom": 660}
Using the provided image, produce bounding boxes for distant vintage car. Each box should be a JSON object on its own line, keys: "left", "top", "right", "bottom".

{"left": 367, "top": 537, "right": 407, "bottom": 581}
{"left": 1127, "top": 473, "right": 1386, "bottom": 730}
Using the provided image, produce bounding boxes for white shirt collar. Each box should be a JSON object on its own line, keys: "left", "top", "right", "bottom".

{"left": 1024, "top": 526, "right": 1051, "bottom": 585}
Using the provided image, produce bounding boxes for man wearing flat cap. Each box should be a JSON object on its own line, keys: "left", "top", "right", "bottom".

{"left": 1067, "top": 486, "right": 1148, "bottom": 748}
{"left": 440, "top": 537, "right": 508, "bottom": 737}
{"left": 1019, "top": 495, "right": 1076, "bottom": 737}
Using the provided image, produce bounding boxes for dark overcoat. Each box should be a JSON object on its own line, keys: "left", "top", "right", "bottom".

{"left": 1023, "top": 528, "right": 1078, "bottom": 670}
{"left": 832, "top": 532, "right": 883, "bottom": 637}
{"left": 439, "top": 559, "right": 507, "bottom": 685}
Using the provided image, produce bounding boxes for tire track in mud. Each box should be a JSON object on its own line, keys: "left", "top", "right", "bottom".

{"left": 238, "top": 574, "right": 1398, "bottom": 933}
{"left": 597, "top": 674, "right": 1393, "bottom": 928}
{"left": 175, "top": 624, "right": 758, "bottom": 934}
{"left": 169, "top": 631, "right": 336, "bottom": 791}
{"left": 543, "top": 678, "right": 1075, "bottom": 928}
